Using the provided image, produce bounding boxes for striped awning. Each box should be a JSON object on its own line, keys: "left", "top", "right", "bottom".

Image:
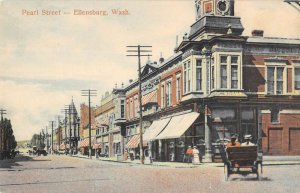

{"left": 142, "top": 91, "right": 157, "bottom": 106}
{"left": 93, "top": 143, "right": 102, "bottom": 149}
{"left": 79, "top": 137, "right": 96, "bottom": 148}
{"left": 126, "top": 135, "right": 147, "bottom": 149}
{"left": 51, "top": 144, "right": 58, "bottom": 150}
{"left": 156, "top": 112, "right": 199, "bottom": 140}
{"left": 126, "top": 135, "right": 140, "bottom": 149}
{"left": 59, "top": 143, "right": 70, "bottom": 150}
{"left": 100, "top": 118, "right": 109, "bottom": 126}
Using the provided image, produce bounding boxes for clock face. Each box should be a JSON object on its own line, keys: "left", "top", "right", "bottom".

{"left": 217, "top": 0, "right": 229, "bottom": 15}
{"left": 218, "top": 1, "right": 227, "bottom": 11}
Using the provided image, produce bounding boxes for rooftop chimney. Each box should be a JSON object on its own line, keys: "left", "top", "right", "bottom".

{"left": 252, "top": 30, "right": 264, "bottom": 37}
{"left": 159, "top": 52, "right": 164, "bottom": 63}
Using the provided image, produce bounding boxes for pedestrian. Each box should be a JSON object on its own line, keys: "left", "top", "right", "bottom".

{"left": 186, "top": 146, "right": 193, "bottom": 163}
{"left": 226, "top": 134, "right": 241, "bottom": 148}
{"left": 241, "top": 135, "right": 255, "bottom": 146}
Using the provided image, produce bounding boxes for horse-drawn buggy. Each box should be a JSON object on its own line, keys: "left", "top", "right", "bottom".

{"left": 223, "top": 143, "right": 263, "bottom": 181}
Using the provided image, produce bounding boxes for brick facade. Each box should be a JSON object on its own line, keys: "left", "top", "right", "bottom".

{"left": 262, "top": 112, "right": 300, "bottom": 155}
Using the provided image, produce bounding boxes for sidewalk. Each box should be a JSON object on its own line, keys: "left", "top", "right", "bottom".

{"left": 71, "top": 154, "right": 300, "bottom": 168}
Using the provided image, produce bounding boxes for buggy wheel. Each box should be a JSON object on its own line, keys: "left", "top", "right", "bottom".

{"left": 224, "top": 164, "right": 229, "bottom": 181}
{"left": 256, "top": 163, "right": 262, "bottom": 180}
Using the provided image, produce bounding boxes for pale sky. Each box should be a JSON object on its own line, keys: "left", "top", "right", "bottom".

{"left": 0, "top": 0, "right": 299, "bottom": 141}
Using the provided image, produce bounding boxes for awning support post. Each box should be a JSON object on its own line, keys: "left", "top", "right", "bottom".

{"left": 203, "top": 105, "right": 213, "bottom": 163}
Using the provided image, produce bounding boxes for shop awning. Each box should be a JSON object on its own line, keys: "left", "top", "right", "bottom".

{"left": 93, "top": 143, "right": 102, "bottom": 149}
{"left": 79, "top": 137, "right": 95, "bottom": 148}
{"left": 142, "top": 91, "right": 157, "bottom": 106}
{"left": 143, "top": 117, "right": 171, "bottom": 142}
{"left": 59, "top": 143, "right": 70, "bottom": 150}
{"left": 155, "top": 112, "right": 199, "bottom": 140}
{"left": 126, "top": 135, "right": 140, "bottom": 149}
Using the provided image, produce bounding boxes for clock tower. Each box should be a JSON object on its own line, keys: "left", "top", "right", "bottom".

{"left": 195, "top": 0, "right": 235, "bottom": 20}
{"left": 190, "top": 0, "right": 243, "bottom": 40}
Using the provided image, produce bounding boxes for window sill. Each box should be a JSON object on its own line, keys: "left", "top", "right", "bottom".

{"left": 270, "top": 122, "right": 281, "bottom": 125}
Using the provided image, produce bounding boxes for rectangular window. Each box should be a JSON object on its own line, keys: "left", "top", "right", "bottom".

{"left": 130, "top": 98, "right": 133, "bottom": 118}
{"left": 134, "top": 95, "right": 139, "bottom": 117}
{"left": 267, "top": 67, "right": 275, "bottom": 94}
{"left": 267, "top": 67, "right": 285, "bottom": 95}
{"left": 231, "top": 65, "right": 238, "bottom": 89}
{"left": 295, "top": 68, "right": 300, "bottom": 90}
{"left": 126, "top": 100, "right": 129, "bottom": 119}
{"left": 221, "top": 56, "right": 227, "bottom": 64}
{"left": 166, "top": 81, "right": 172, "bottom": 107}
{"left": 231, "top": 56, "right": 238, "bottom": 64}
{"left": 271, "top": 109, "right": 280, "bottom": 123}
{"left": 211, "top": 58, "right": 215, "bottom": 90}
{"left": 184, "top": 63, "right": 187, "bottom": 94}
{"left": 277, "top": 67, "right": 284, "bottom": 94}
{"left": 221, "top": 65, "right": 227, "bottom": 89}
{"left": 196, "top": 60, "right": 202, "bottom": 91}
{"left": 120, "top": 100, "right": 125, "bottom": 118}
{"left": 161, "top": 84, "right": 165, "bottom": 108}
{"left": 176, "top": 77, "right": 181, "bottom": 102}
{"left": 187, "top": 61, "right": 191, "bottom": 92}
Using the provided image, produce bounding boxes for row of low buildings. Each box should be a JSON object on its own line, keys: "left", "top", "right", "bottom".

{"left": 51, "top": 0, "right": 300, "bottom": 162}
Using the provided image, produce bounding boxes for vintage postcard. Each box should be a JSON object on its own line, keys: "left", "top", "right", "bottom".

{"left": 0, "top": 0, "right": 300, "bottom": 193}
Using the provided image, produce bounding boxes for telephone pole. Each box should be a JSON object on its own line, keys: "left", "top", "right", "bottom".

{"left": 81, "top": 89, "right": 97, "bottom": 158}
{"left": 126, "top": 45, "right": 152, "bottom": 164}
{"left": 49, "top": 121, "right": 55, "bottom": 154}
{"left": 0, "top": 109, "right": 7, "bottom": 121}
{"left": 61, "top": 108, "right": 69, "bottom": 154}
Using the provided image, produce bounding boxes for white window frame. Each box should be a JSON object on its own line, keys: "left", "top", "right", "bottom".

{"left": 218, "top": 54, "right": 241, "bottom": 90}
{"left": 176, "top": 75, "right": 181, "bottom": 102}
{"left": 134, "top": 95, "right": 138, "bottom": 117}
{"left": 196, "top": 59, "right": 202, "bottom": 91}
{"left": 266, "top": 66, "right": 286, "bottom": 95}
{"left": 294, "top": 67, "right": 300, "bottom": 90}
{"left": 166, "top": 80, "right": 172, "bottom": 107}
{"left": 161, "top": 83, "right": 165, "bottom": 108}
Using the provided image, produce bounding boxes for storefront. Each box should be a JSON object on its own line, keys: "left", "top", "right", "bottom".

{"left": 144, "top": 111, "right": 202, "bottom": 162}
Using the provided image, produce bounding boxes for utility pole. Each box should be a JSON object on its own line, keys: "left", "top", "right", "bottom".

{"left": 49, "top": 121, "right": 55, "bottom": 154}
{"left": 0, "top": 109, "right": 6, "bottom": 152}
{"left": 65, "top": 104, "right": 72, "bottom": 156}
{"left": 126, "top": 45, "right": 152, "bottom": 164}
{"left": 61, "top": 108, "right": 69, "bottom": 154}
{"left": 56, "top": 115, "right": 61, "bottom": 153}
{"left": 81, "top": 89, "right": 97, "bottom": 158}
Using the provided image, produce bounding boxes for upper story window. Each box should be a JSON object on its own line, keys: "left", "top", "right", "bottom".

{"left": 134, "top": 95, "right": 139, "bottom": 117}
{"left": 219, "top": 55, "right": 240, "bottom": 90}
{"left": 267, "top": 67, "right": 284, "bottom": 95}
{"left": 220, "top": 56, "right": 228, "bottom": 89}
{"left": 161, "top": 83, "right": 165, "bottom": 108}
{"left": 130, "top": 98, "right": 133, "bottom": 119}
{"left": 126, "top": 99, "right": 129, "bottom": 119}
{"left": 295, "top": 67, "right": 300, "bottom": 90}
{"left": 211, "top": 57, "right": 215, "bottom": 90}
{"left": 176, "top": 76, "right": 181, "bottom": 102}
{"left": 187, "top": 61, "right": 191, "bottom": 92}
{"left": 183, "top": 61, "right": 191, "bottom": 94}
{"left": 196, "top": 60, "right": 202, "bottom": 91}
{"left": 184, "top": 63, "right": 187, "bottom": 93}
{"left": 166, "top": 81, "right": 172, "bottom": 107}
{"left": 231, "top": 56, "right": 238, "bottom": 89}
{"left": 120, "top": 100, "right": 125, "bottom": 118}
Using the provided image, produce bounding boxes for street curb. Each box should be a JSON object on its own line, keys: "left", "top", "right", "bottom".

{"left": 69, "top": 155, "right": 300, "bottom": 168}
